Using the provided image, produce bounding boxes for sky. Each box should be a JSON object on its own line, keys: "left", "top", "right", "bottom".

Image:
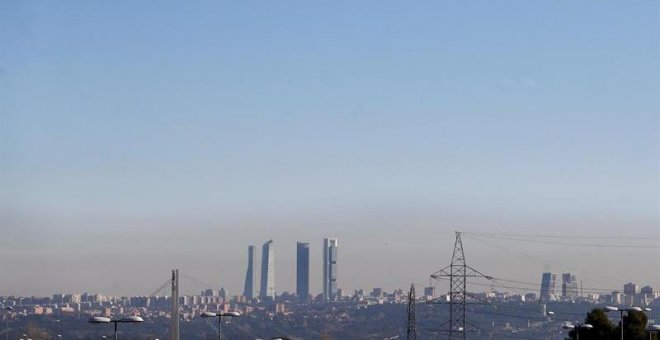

{"left": 0, "top": 1, "right": 659, "bottom": 297}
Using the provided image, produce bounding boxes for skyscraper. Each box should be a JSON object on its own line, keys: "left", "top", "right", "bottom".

{"left": 540, "top": 272, "right": 558, "bottom": 302}
{"left": 243, "top": 245, "right": 257, "bottom": 299}
{"left": 323, "top": 237, "right": 338, "bottom": 302}
{"left": 260, "top": 240, "right": 275, "bottom": 299}
{"left": 561, "top": 273, "right": 578, "bottom": 299}
{"left": 296, "top": 242, "right": 310, "bottom": 300}
{"left": 623, "top": 282, "right": 638, "bottom": 296}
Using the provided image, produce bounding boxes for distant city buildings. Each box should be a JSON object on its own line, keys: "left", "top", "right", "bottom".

{"left": 424, "top": 287, "right": 435, "bottom": 300}
{"left": 624, "top": 282, "right": 639, "bottom": 305}
{"left": 641, "top": 285, "right": 654, "bottom": 297}
{"left": 561, "top": 273, "right": 578, "bottom": 299}
{"left": 243, "top": 245, "right": 257, "bottom": 299}
{"left": 623, "top": 282, "right": 638, "bottom": 295}
{"left": 323, "top": 237, "right": 339, "bottom": 302}
{"left": 260, "top": 240, "right": 275, "bottom": 299}
{"left": 296, "top": 242, "right": 310, "bottom": 300}
{"left": 540, "top": 272, "right": 558, "bottom": 302}
{"left": 541, "top": 272, "right": 579, "bottom": 302}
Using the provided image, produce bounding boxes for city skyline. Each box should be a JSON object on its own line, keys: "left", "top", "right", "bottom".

{"left": 1, "top": 0, "right": 659, "bottom": 297}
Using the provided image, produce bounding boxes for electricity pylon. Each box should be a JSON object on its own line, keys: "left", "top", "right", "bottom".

{"left": 430, "top": 231, "right": 492, "bottom": 339}
{"left": 170, "top": 269, "right": 179, "bottom": 340}
{"left": 407, "top": 284, "right": 417, "bottom": 340}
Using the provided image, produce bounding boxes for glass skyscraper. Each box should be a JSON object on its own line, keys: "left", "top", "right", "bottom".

{"left": 540, "top": 272, "right": 558, "bottom": 302}
{"left": 296, "top": 242, "right": 310, "bottom": 300}
{"left": 323, "top": 237, "right": 338, "bottom": 302}
{"left": 260, "top": 240, "right": 275, "bottom": 299}
{"left": 243, "top": 245, "right": 257, "bottom": 299}
{"left": 561, "top": 273, "right": 578, "bottom": 299}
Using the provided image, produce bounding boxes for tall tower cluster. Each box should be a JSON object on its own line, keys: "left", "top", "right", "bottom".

{"left": 540, "top": 272, "right": 579, "bottom": 301}
{"left": 242, "top": 237, "right": 339, "bottom": 302}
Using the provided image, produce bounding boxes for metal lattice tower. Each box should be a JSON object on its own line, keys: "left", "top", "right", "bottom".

{"left": 431, "top": 232, "right": 492, "bottom": 339}
{"left": 170, "top": 269, "right": 180, "bottom": 340}
{"left": 407, "top": 283, "right": 417, "bottom": 340}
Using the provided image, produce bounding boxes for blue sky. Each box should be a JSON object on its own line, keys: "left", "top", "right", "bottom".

{"left": 1, "top": 1, "right": 658, "bottom": 296}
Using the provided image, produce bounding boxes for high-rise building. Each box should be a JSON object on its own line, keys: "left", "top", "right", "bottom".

{"left": 323, "top": 237, "right": 338, "bottom": 302}
{"left": 640, "top": 285, "right": 654, "bottom": 297}
{"left": 623, "top": 282, "right": 638, "bottom": 306}
{"left": 203, "top": 289, "right": 217, "bottom": 297}
{"left": 623, "top": 282, "right": 638, "bottom": 296}
{"left": 561, "top": 273, "right": 578, "bottom": 299}
{"left": 540, "top": 272, "right": 558, "bottom": 302}
{"left": 260, "top": 240, "right": 275, "bottom": 299}
{"left": 424, "top": 286, "right": 435, "bottom": 298}
{"left": 296, "top": 242, "right": 310, "bottom": 300}
{"left": 243, "top": 245, "right": 257, "bottom": 299}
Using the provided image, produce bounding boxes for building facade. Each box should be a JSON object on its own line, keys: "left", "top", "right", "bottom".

{"left": 243, "top": 245, "right": 257, "bottom": 299}
{"left": 296, "top": 242, "right": 310, "bottom": 300}
{"left": 323, "top": 237, "right": 338, "bottom": 302}
{"left": 260, "top": 240, "right": 275, "bottom": 299}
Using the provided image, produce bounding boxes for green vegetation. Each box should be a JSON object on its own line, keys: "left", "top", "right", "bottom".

{"left": 569, "top": 308, "right": 653, "bottom": 340}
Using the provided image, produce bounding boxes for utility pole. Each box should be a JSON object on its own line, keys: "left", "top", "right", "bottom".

{"left": 170, "top": 269, "right": 179, "bottom": 340}
{"left": 431, "top": 231, "right": 493, "bottom": 339}
{"left": 407, "top": 284, "right": 417, "bottom": 340}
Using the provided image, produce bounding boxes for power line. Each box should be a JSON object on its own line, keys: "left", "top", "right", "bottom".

{"left": 464, "top": 233, "right": 660, "bottom": 249}
{"left": 463, "top": 231, "right": 660, "bottom": 241}
{"left": 465, "top": 234, "right": 626, "bottom": 286}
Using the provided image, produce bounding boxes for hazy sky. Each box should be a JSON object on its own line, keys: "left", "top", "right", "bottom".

{"left": 1, "top": 1, "right": 659, "bottom": 297}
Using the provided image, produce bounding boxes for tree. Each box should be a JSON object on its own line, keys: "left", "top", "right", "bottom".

{"left": 26, "top": 322, "right": 52, "bottom": 340}
{"left": 569, "top": 309, "right": 650, "bottom": 340}
{"left": 568, "top": 308, "right": 615, "bottom": 340}
{"left": 614, "top": 311, "right": 648, "bottom": 340}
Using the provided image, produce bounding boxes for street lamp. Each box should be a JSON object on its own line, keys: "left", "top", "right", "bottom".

{"left": 88, "top": 316, "right": 144, "bottom": 340}
{"left": 200, "top": 311, "right": 240, "bottom": 340}
{"left": 605, "top": 306, "right": 643, "bottom": 340}
{"left": 562, "top": 323, "right": 593, "bottom": 340}
{"left": 647, "top": 324, "right": 660, "bottom": 340}
{"left": 3, "top": 306, "right": 12, "bottom": 340}
{"left": 547, "top": 311, "right": 555, "bottom": 340}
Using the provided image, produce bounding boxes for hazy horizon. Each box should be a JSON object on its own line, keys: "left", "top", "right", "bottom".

{"left": 1, "top": 1, "right": 659, "bottom": 297}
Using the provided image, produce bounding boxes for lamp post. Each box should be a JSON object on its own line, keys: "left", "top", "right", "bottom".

{"left": 200, "top": 311, "right": 240, "bottom": 340}
{"left": 89, "top": 316, "right": 144, "bottom": 340}
{"left": 547, "top": 311, "right": 555, "bottom": 340}
{"left": 605, "top": 306, "right": 643, "bottom": 340}
{"left": 647, "top": 324, "right": 660, "bottom": 340}
{"left": 562, "top": 323, "right": 593, "bottom": 340}
{"left": 3, "top": 306, "right": 12, "bottom": 340}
